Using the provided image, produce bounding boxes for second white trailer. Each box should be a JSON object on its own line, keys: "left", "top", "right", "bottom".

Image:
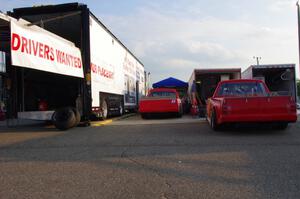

{"left": 89, "top": 14, "right": 145, "bottom": 118}
{"left": 242, "top": 64, "right": 297, "bottom": 101}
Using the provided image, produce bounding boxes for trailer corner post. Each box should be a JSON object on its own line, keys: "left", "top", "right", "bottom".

{"left": 80, "top": 5, "right": 92, "bottom": 121}
{"left": 297, "top": 1, "right": 300, "bottom": 78}
{"left": 21, "top": 68, "right": 25, "bottom": 112}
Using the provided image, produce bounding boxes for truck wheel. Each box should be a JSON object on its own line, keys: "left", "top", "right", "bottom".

{"left": 102, "top": 100, "right": 108, "bottom": 120}
{"left": 71, "top": 107, "right": 81, "bottom": 127}
{"left": 176, "top": 113, "right": 182, "bottom": 118}
{"left": 210, "top": 110, "right": 219, "bottom": 131}
{"left": 277, "top": 122, "right": 288, "bottom": 130}
{"left": 141, "top": 113, "right": 148, "bottom": 119}
{"left": 52, "top": 107, "right": 76, "bottom": 131}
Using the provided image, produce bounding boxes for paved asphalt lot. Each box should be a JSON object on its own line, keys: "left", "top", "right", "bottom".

{"left": 0, "top": 115, "right": 300, "bottom": 199}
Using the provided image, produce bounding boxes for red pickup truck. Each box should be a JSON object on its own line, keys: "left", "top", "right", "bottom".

{"left": 207, "top": 79, "right": 297, "bottom": 130}
{"left": 139, "top": 88, "right": 182, "bottom": 118}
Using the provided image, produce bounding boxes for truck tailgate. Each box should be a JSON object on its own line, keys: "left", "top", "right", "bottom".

{"left": 260, "top": 96, "right": 297, "bottom": 121}
{"left": 223, "top": 97, "right": 260, "bottom": 117}
{"left": 139, "top": 97, "right": 179, "bottom": 113}
{"left": 221, "top": 96, "right": 297, "bottom": 122}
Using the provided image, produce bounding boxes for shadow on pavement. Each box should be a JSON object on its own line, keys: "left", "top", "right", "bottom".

{"left": 0, "top": 120, "right": 299, "bottom": 199}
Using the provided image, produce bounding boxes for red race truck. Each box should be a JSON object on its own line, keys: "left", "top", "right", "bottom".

{"left": 139, "top": 88, "right": 182, "bottom": 118}
{"left": 207, "top": 79, "right": 297, "bottom": 130}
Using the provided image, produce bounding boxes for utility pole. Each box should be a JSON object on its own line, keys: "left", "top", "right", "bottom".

{"left": 253, "top": 56, "right": 261, "bottom": 65}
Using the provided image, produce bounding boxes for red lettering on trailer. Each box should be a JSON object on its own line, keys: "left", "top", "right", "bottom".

{"left": 56, "top": 49, "right": 82, "bottom": 69}
{"left": 11, "top": 33, "right": 56, "bottom": 62}
{"left": 32, "top": 39, "right": 39, "bottom": 56}
{"left": 11, "top": 33, "right": 21, "bottom": 51}
{"left": 44, "top": 45, "right": 50, "bottom": 60}
{"left": 38, "top": 43, "right": 44, "bottom": 58}
{"left": 11, "top": 31, "right": 81, "bottom": 69}
{"left": 28, "top": 37, "right": 32, "bottom": 54}
{"left": 21, "top": 36, "right": 28, "bottom": 53}
{"left": 49, "top": 48, "right": 55, "bottom": 61}
{"left": 91, "top": 62, "right": 114, "bottom": 79}
{"left": 91, "top": 63, "right": 97, "bottom": 73}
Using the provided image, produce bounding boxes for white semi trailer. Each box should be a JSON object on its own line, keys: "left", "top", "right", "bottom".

{"left": 88, "top": 13, "right": 146, "bottom": 118}
{"left": 0, "top": 3, "right": 147, "bottom": 129}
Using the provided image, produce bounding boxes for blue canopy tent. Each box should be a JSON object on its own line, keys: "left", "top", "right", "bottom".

{"left": 152, "top": 77, "right": 188, "bottom": 89}
{"left": 152, "top": 77, "right": 188, "bottom": 100}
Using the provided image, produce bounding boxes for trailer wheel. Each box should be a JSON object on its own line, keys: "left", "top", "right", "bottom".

{"left": 102, "top": 100, "right": 108, "bottom": 119}
{"left": 210, "top": 110, "right": 219, "bottom": 131}
{"left": 119, "top": 102, "right": 124, "bottom": 116}
{"left": 52, "top": 107, "right": 76, "bottom": 130}
{"left": 71, "top": 107, "right": 81, "bottom": 127}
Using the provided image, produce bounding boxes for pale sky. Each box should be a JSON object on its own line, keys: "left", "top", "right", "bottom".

{"left": 1, "top": 0, "right": 299, "bottom": 83}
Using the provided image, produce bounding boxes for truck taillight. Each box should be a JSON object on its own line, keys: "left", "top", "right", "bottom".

{"left": 221, "top": 99, "right": 228, "bottom": 114}
{"left": 287, "top": 103, "right": 296, "bottom": 112}
{"left": 171, "top": 99, "right": 176, "bottom": 104}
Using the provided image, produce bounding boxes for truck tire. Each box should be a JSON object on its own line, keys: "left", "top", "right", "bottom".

{"left": 52, "top": 107, "right": 76, "bottom": 130}
{"left": 141, "top": 113, "right": 149, "bottom": 119}
{"left": 71, "top": 107, "right": 81, "bottom": 127}
{"left": 277, "top": 122, "right": 288, "bottom": 130}
{"left": 210, "top": 110, "right": 220, "bottom": 131}
{"left": 102, "top": 100, "right": 108, "bottom": 120}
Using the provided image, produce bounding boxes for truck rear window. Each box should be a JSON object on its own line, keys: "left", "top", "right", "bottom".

{"left": 217, "top": 82, "right": 267, "bottom": 97}
{"left": 150, "top": 91, "right": 176, "bottom": 97}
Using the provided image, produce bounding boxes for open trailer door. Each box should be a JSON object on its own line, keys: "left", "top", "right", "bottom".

{"left": 0, "top": 13, "right": 84, "bottom": 124}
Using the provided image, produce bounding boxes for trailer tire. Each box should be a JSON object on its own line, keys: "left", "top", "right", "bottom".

{"left": 119, "top": 102, "right": 124, "bottom": 116}
{"left": 101, "top": 100, "right": 108, "bottom": 120}
{"left": 52, "top": 107, "right": 76, "bottom": 131}
{"left": 71, "top": 107, "right": 81, "bottom": 127}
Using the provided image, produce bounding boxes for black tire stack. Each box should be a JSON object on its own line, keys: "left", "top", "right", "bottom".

{"left": 52, "top": 107, "right": 81, "bottom": 130}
